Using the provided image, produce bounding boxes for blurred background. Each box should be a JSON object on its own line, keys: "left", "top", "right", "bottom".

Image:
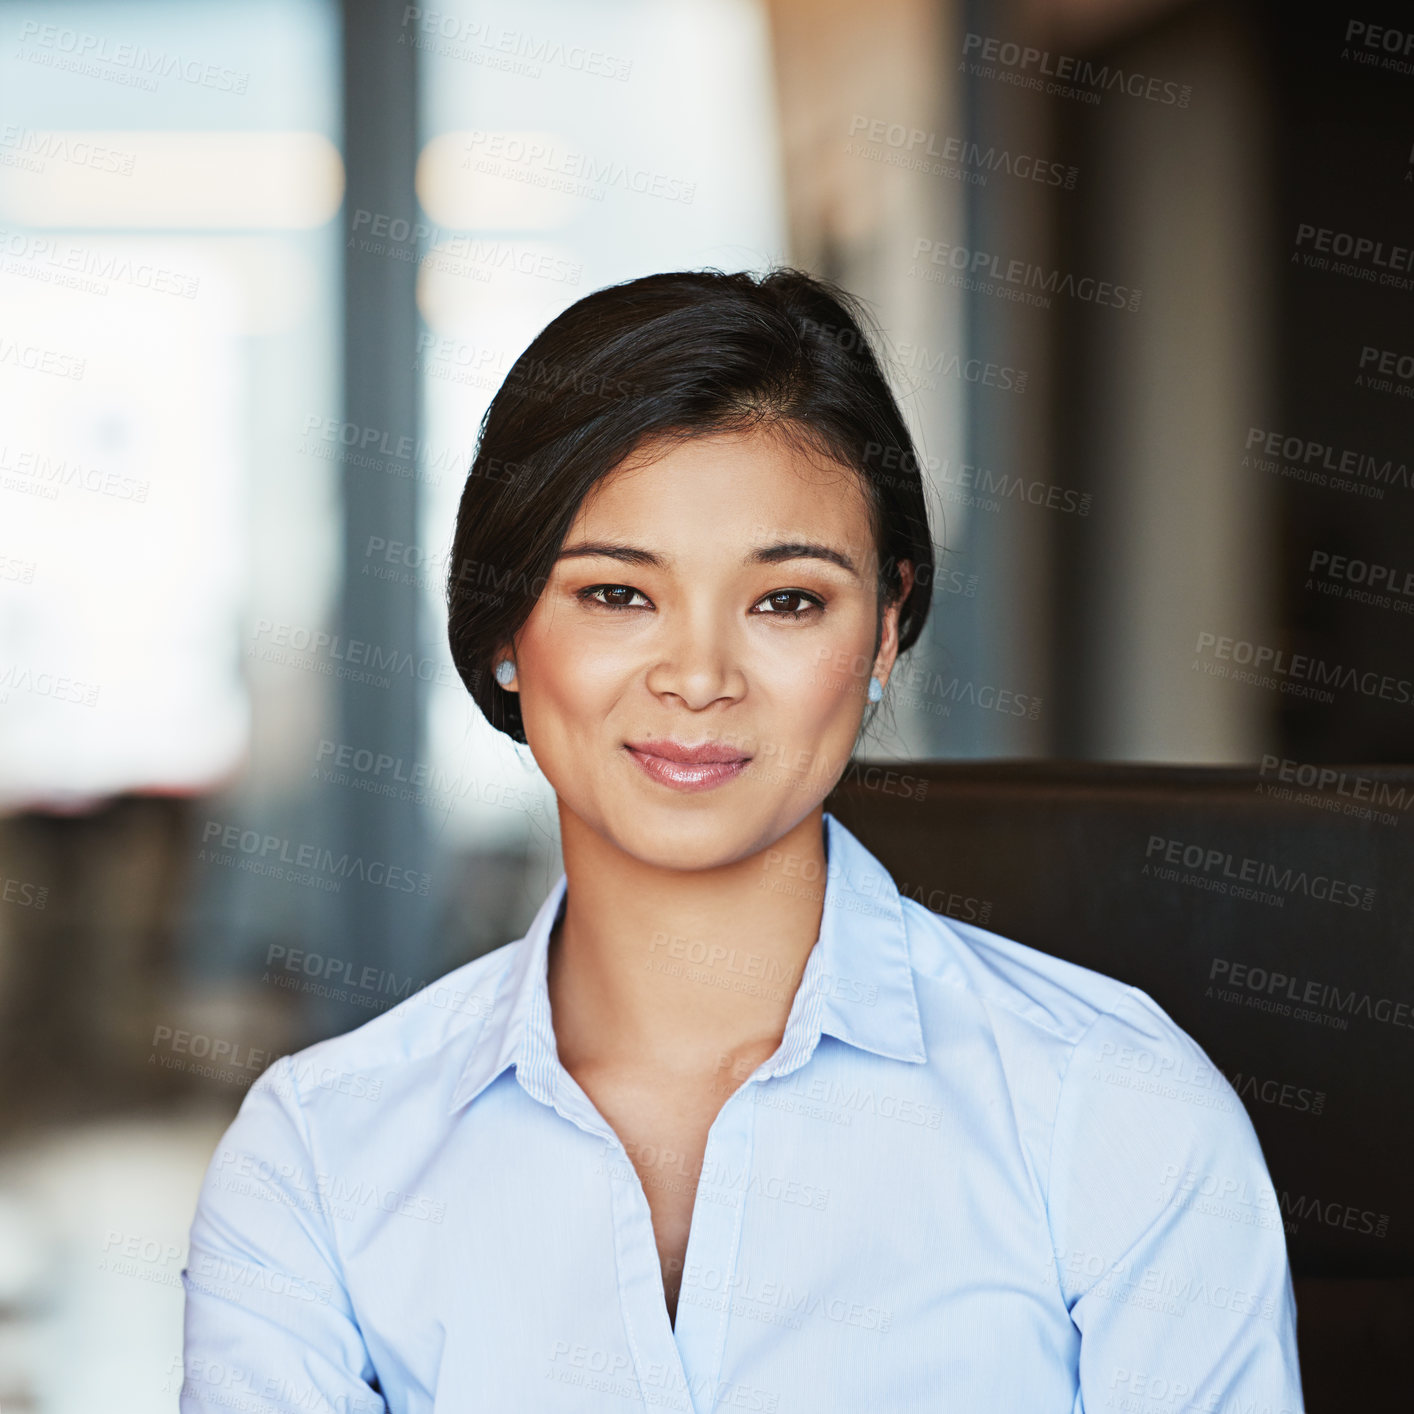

{"left": 0, "top": 0, "right": 1409, "bottom": 1404}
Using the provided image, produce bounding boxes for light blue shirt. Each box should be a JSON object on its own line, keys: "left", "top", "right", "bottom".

{"left": 181, "top": 810, "right": 1304, "bottom": 1413}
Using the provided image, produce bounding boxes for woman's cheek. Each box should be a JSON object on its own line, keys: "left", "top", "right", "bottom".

{"left": 542, "top": 622, "right": 632, "bottom": 696}
{"left": 789, "top": 635, "right": 869, "bottom": 705}
{"left": 773, "top": 656, "right": 870, "bottom": 755}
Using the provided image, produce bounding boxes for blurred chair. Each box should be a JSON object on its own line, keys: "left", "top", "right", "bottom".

{"left": 826, "top": 759, "right": 1414, "bottom": 1410}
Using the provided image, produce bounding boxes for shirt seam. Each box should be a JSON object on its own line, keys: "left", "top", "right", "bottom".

{"left": 968, "top": 989, "right": 1050, "bottom": 1228}
{"left": 921, "top": 905, "right": 1101, "bottom": 1046}
{"left": 1041, "top": 982, "right": 1142, "bottom": 1309}
{"left": 895, "top": 899, "right": 928, "bottom": 1062}
{"left": 279, "top": 1051, "right": 361, "bottom": 1316}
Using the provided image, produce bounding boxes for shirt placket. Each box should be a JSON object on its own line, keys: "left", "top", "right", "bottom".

{"left": 667, "top": 1080, "right": 757, "bottom": 1414}
{"left": 525, "top": 1027, "right": 780, "bottom": 1414}
{"left": 668, "top": 944, "right": 832, "bottom": 1413}
{"left": 514, "top": 907, "right": 834, "bottom": 1414}
{"left": 517, "top": 981, "right": 700, "bottom": 1411}
{"left": 535, "top": 1063, "right": 705, "bottom": 1413}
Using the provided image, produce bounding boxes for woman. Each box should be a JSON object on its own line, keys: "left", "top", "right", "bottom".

{"left": 181, "top": 269, "right": 1303, "bottom": 1412}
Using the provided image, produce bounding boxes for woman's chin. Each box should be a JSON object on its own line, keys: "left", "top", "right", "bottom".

{"left": 595, "top": 801, "right": 784, "bottom": 873}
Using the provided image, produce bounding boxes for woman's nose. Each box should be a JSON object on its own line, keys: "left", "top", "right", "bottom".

{"left": 642, "top": 609, "right": 747, "bottom": 708}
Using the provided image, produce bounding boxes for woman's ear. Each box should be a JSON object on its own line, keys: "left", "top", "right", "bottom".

{"left": 874, "top": 559, "right": 914, "bottom": 686}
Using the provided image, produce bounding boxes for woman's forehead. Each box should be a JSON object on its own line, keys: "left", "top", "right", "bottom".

{"left": 576, "top": 430, "right": 871, "bottom": 527}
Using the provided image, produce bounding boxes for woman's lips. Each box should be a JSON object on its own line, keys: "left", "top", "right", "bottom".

{"left": 624, "top": 745, "right": 750, "bottom": 792}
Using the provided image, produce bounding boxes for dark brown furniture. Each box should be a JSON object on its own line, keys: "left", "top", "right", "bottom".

{"left": 826, "top": 760, "right": 1414, "bottom": 1410}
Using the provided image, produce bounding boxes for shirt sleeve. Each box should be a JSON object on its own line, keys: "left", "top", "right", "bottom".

{"left": 1047, "top": 986, "right": 1305, "bottom": 1414}
{"left": 180, "top": 1054, "right": 388, "bottom": 1413}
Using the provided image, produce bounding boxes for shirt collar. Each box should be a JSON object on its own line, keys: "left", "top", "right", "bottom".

{"left": 447, "top": 810, "right": 926, "bottom": 1116}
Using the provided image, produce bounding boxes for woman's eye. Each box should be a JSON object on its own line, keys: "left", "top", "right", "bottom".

{"left": 581, "top": 584, "right": 651, "bottom": 610}
{"left": 754, "top": 590, "right": 823, "bottom": 619}
{"left": 578, "top": 585, "right": 822, "bottom": 618}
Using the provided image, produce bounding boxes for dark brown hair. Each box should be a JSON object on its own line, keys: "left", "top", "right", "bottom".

{"left": 446, "top": 267, "right": 934, "bottom": 744}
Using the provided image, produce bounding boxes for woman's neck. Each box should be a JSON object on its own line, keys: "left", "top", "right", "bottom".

{"left": 546, "top": 805, "right": 830, "bottom": 1083}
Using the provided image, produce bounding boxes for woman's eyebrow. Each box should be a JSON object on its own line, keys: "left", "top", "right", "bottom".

{"left": 752, "top": 541, "right": 859, "bottom": 577}
{"left": 555, "top": 540, "right": 860, "bottom": 578}
{"left": 555, "top": 541, "right": 662, "bottom": 568}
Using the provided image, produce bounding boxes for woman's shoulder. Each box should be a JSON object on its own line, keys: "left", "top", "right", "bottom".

{"left": 897, "top": 892, "right": 1198, "bottom": 1064}
{"left": 260, "top": 935, "right": 525, "bottom": 1118}
{"left": 897, "top": 900, "right": 1255, "bottom": 1226}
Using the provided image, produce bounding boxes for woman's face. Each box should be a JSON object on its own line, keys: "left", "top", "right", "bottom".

{"left": 501, "top": 427, "right": 912, "bottom": 869}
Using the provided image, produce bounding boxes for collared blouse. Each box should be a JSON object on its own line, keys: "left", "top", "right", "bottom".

{"left": 181, "top": 810, "right": 1304, "bottom": 1413}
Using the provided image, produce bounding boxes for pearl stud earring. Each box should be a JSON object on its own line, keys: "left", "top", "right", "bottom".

{"left": 867, "top": 675, "right": 884, "bottom": 703}
{"left": 494, "top": 658, "right": 516, "bottom": 686}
